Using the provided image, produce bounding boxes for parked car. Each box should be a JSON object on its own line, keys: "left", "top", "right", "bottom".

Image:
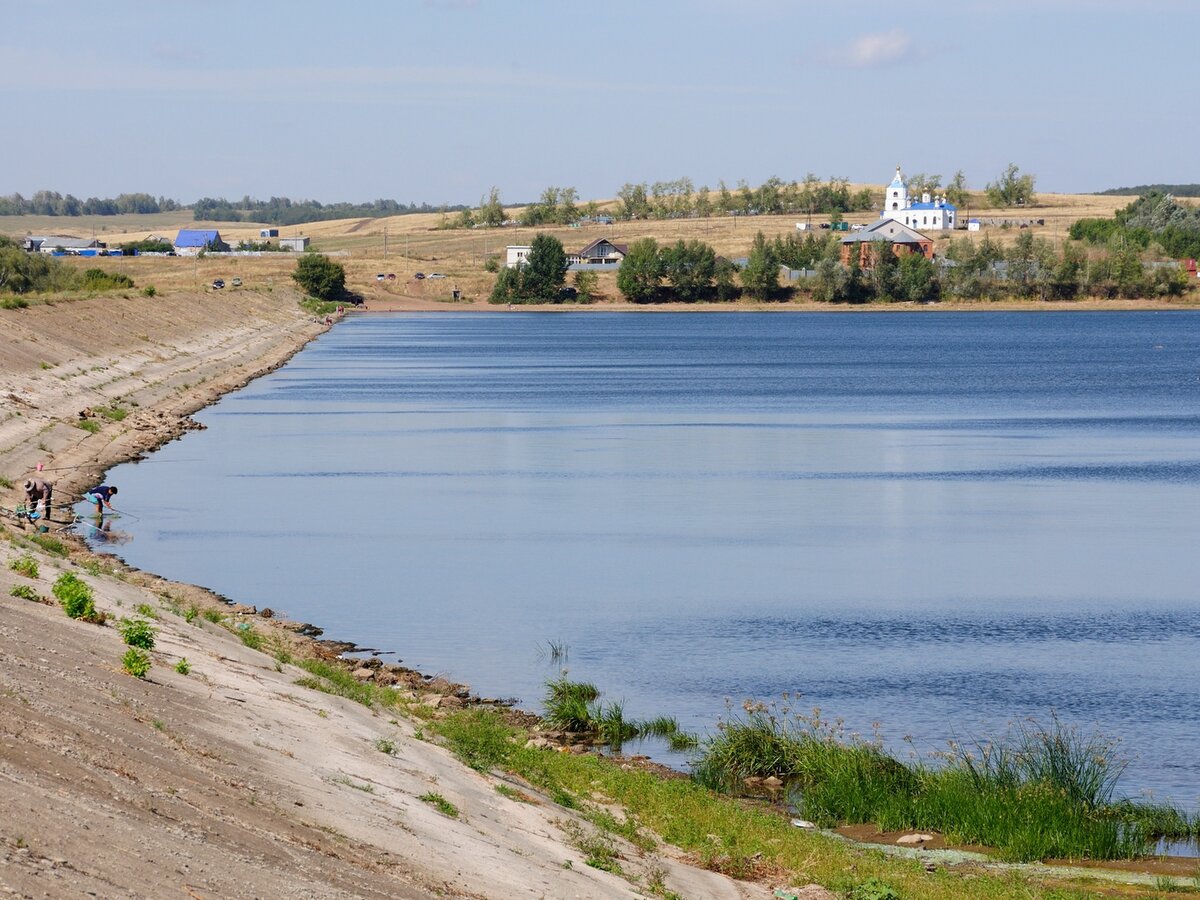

{"left": 428, "top": 273, "right": 446, "bottom": 279}
{"left": 414, "top": 272, "right": 426, "bottom": 280}
{"left": 231, "top": 277, "right": 243, "bottom": 286}
{"left": 386, "top": 273, "right": 396, "bottom": 280}
{"left": 211, "top": 279, "right": 225, "bottom": 289}
{"left": 376, "top": 273, "right": 386, "bottom": 281}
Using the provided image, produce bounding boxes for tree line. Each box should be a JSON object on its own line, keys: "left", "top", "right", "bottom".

{"left": 0, "top": 191, "right": 182, "bottom": 217}
{"left": 487, "top": 228, "right": 1190, "bottom": 307}
{"left": 192, "top": 196, "right": 467, "bottom": 226}
{"left": 1070, "top": 192, "right": 1200, "bottom": 261}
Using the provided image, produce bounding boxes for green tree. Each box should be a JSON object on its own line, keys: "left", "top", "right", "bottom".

{"left": 897, "top": 252, "right": 939, "bottom": 302}
{"left": 616, "top": 238, "right": 663, "bottom": 303}
{"left": 478, "top": 187, "right": 506, "bottom": 227}
{"left": 945, "top": 170, "right": 969, "bottom": 209}
{"left": 488, "top": 266, "right": 523, "bottom": 304}
{"left": 661, "top": 239, "right": 717, "bottom": 302}
{"left": 522, "top": 234, "right": 568, "bottom": 300}
{"left": 714, "top": 258, "right": 740, "bottom": 301}
{"left": 986, "top": 163, "right": 1037, "bottom": 207}
{"left": 868, "top": 241, "right": 900, "bottom": 300}
{"left": 616, "top": 183, "right": 650, "bottom": 220}
{"left": 739, "top": 231, "right": 780, "bottom": 301}
{"left": 292, "top": 253, "right": 346, "bottom": 300}
{"left": 573, "top": 270, "right": 598, "bottom": 302}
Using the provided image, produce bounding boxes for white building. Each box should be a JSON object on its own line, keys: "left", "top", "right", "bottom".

{"left": 279, "top": 236, "right": 309, "bottom": 251}
{"left": 505, "top": 245, "right": 531, "bottom": 269}
{"left": 880, "top": 167, "right": 956, "bottom": 231}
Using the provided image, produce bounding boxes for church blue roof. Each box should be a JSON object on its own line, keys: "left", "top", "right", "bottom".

{"left": 907, "top": 201, "right": 956, "bottom": 211}
{"left": 175, "top": 229, "right": 222, "bottom": 247}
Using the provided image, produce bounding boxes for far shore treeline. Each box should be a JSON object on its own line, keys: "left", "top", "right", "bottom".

{"left": 7, "top": 171, "right": 1198, "bottom": 227}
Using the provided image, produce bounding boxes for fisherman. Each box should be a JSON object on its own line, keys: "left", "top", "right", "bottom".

{"left": 23, "top": 478, "right": 53, "bottom": 521}
{"left": 85, "top": 484, "right": 118, "bottom": 515}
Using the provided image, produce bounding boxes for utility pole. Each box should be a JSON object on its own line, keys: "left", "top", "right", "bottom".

{"left": 383, "top": 226, "right": 388, "bottom": 257}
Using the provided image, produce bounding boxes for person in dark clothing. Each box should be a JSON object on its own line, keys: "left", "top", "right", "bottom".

{"left": 86, "top": 484, "right": 118, "bottom": 515}
{"left": 23, "top": 478, "right": 53, "bottom": 521}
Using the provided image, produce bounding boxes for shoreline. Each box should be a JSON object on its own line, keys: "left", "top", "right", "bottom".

{"left": 353, "top": 292, "right": 1200, "bottom": 313}
{"left": 2, "top": 291, "right": 1192, "bottom": 895}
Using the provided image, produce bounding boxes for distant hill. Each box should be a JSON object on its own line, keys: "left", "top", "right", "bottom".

{"left": 1097, "top": 184, "right": 1200, "bottom": 197}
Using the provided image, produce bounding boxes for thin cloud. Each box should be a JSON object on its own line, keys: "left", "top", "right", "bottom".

{"left": 826, "top": 30, "right": 926, "bottom": 69}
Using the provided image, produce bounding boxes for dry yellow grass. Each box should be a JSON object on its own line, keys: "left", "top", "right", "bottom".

{"left": 1, "top": 187, "right": 1145, "bottom": 307}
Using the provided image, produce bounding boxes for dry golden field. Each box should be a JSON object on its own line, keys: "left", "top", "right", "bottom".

{"left": 1, "top": 188, "right": 1144, "bottom": 307}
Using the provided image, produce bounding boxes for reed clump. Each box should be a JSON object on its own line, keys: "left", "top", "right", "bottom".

{"left": 694, "top": 698, "right": 1194, "bottom": 862}
{"left": 542, "top": 677, "right": 696, "bottom": 751}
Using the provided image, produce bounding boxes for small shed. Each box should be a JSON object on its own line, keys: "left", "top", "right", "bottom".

{"left": 260, "top": 228, "right": 279, "bottom": 238}
{"left": 967, "top": 219, "right": 981, "bottom": 232}
{"left": 279, "top": 236, "right": 310, "bottom": 251}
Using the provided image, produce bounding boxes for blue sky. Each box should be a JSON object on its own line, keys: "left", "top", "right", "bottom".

{"left": 4, "top": 0, "right": 1194, "bottom": 205}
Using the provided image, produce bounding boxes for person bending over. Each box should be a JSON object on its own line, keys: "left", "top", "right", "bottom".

{"left": 87, "top": 484, "right": 118, "bottom": 515}
{"left": 23, "top": 478, "right": 53, "bottom": 521}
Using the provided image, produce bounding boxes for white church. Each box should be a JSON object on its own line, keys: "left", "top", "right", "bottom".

{"left": 880, "top": 166, "right": 956, "bottom": 231}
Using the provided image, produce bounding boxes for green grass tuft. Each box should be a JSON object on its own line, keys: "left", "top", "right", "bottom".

{"left": 95, "top": 405, "right": 128, "bottom": 422}
{"left": 10, "top": 584, "right": 40, "bottom": 601}
{"left": 118, "top": 617, "right": 156, "bottom": 650}
{"left": 8, "top": 554, "right": 39, "bottom": 579}
{"left": 29, "top": 534, "right": 68, "bottom": 557}
{"left": 52, "top": 572, "right": 98, "bottom": 620}
{"left": 174, "top": 658, "right": 191, "bottom": 675}
{"left": 76, "top": 419, "right": 101, "bottom": 434}
{"left": 121, "top": 647, "right": 151, "bottom": 678}
{"left": 418, "top": 792, "right": 459, "bottom": 818}
{"left": 694, "top": 701, "right": 1172, "bottom": 863}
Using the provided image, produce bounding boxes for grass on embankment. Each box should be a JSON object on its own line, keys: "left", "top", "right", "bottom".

{"left": 430, "top": 708, "right": 1119, "bottom": 900}
{"left": 692, "top": 698, "right": 1195, "bottom": 864}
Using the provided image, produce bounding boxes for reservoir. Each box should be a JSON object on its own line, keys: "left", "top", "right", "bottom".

{"left": 92, "top": 311, "right": 1200, "bottom": 807}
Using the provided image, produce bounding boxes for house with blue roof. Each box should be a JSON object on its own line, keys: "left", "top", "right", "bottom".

{"left": 880, "top": 167, "right": 956, "bottom": 231}
{"left": 174, "top": 229, "right": 228, "bottom": 255}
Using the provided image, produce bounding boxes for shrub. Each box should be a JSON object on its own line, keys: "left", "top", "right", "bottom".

{"left": 81, "top": 269, "right": 135, "bottom": 291}
{"left": 76, "top": 419, "right": 101, "bottom": 434}
{"left": 53, "top": 572, "right": 96, "bottom": 619}
{"left": 292, "top": 254, "right": 346, "bottom": 300}
{"left": 10, "top": 584, "right": 40, "bottom": 601}
{"left": 122, "top": 648, "right": 151, "bottom": 678}
{"left": 142, "top": 285, "right": 156, "bottom": 297}
{"left": 174, "top": 658, "right": 191, "bottom": 675}
{"left": 9, "top": 554, "right": 39, "bottom": 579}
{"left": 118, "top": 617, "right": 156, "bottom": 650}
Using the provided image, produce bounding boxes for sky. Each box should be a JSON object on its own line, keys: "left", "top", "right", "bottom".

{"left": 4, "top": 0, "right": 1196, "bottom": 206}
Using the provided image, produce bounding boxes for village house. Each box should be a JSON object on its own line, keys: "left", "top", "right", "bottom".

{"left": 278, "top": 236, "right": 309, "bottom": 251}
{"left": 567, "top": 238, "right": 627, "bottom": 268}
{"left": 840, "top": 219, "right": 934, "bottom": 267}
{"left": 174, "top": 229, "right": 228, "bottom": 255}
{"left": 507, "top": 238, "right": 629, "bottom": 270}
{"left": 881, "top": 166, "right": 956, "bottom": 231}
{"left": 25, "top": 235, "right": 104, "bottom": 254}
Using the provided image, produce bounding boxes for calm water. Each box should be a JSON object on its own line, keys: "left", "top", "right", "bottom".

{"left": 91, "top": 311, "right": 1200, "bottom": 806}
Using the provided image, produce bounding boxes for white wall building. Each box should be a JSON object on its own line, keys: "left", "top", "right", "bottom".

{"left": 880, "top": 167, "right": 956, "bottom": 231}
{"left": 505, "top": 245, "right": 532, "bottom": 269}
